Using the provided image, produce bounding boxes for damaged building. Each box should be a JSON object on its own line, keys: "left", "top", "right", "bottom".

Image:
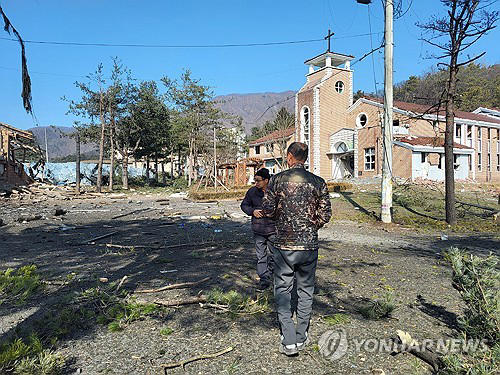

{"left": 0, "top": 122, "right": 36, "bottom": 189}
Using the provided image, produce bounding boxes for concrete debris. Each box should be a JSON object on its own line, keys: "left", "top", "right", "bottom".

{"left": 172, "top": 192, "right": 189, "bottom": 199}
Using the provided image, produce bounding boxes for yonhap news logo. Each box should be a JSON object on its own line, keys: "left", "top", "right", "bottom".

{"left": 318, "top": 329, "right": 489, "bottom": 361}
{"left": 318, "top": 329, "right": 348, "bottom": 361}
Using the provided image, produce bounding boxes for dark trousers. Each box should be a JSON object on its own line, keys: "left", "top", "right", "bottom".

{"left": 254, "top": 233, "right": 275, "bottom": 283}
{"left": 274, "top": 249, "right": 318, "bottom": 346}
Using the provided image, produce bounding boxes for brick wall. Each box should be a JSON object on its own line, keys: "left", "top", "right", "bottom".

{"left": 317, "top": 68, "right": 352, "bottom": 179}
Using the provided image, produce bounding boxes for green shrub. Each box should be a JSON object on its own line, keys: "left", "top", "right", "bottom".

{"left": 444, "top": 248, "right": 499, "bottom": 344}
{"left": 357, "top": 292, "right": 395, "bottom": 320}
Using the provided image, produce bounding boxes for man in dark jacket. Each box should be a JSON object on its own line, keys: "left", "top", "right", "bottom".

{"left": 262, "top": 142, "right": 331, "bottom": 356}
{"left": 240, "top": 168, "right": 276, "bottom": 290}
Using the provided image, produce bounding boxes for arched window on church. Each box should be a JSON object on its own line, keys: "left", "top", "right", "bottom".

{"left": 301, "top": 106, "right": 310, "bottom": 146}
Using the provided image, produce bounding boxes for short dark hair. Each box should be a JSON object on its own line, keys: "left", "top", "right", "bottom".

{"left": 287, "top": 142, "right": 308, "bottom": 162}
{"left": 255, "top": 168, "right": 271, "bottom": 180}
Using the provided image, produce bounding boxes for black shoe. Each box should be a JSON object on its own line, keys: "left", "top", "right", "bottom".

{"left": 256, "top": 280, "right": 271, "bottom": 291}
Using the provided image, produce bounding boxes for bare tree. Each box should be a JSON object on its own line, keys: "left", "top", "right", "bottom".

{"left": 418, "top": 0, "right": 498, "bottom": 225}
{"left": 1, "top": 5, "right": 32, "bottom": 113}
{"left": 265, "top": 108, "right": 294, "bottom": 171}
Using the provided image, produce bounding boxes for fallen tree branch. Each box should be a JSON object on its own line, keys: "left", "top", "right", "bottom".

{"left": 78, "top": 231, "right": 119, "bottom": 245}
{"left": 112, "top": 208, "right": 150, "bottom": 220}
{"left": 456, "top": 200, "right": 499, "bottom": 213}
{"left": 141, "top": 295, "right": 208, "bottom": 307}
{"left": 135, "top": 277, "right": 210, "bottom": 294}
{"left": 160, "top": 346, "right": 234, "bottom": 370}
{"left": 390, "top": 330, "right": 444, "bottom": 372}
{"left": 116, "top": 275, "right": 128, "bottom": 292}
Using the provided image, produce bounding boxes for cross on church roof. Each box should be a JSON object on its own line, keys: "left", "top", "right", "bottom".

{"left": 324, "top": 29, "right": 335, "bottom": 52}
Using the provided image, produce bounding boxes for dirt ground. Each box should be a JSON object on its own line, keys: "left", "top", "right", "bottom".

{"left": 0, "top": 188, "right": 499, "bottom": 375}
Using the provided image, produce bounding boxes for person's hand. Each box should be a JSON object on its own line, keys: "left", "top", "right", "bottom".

{"left": 253, "top": 209, "right": 264, "bottom": 218}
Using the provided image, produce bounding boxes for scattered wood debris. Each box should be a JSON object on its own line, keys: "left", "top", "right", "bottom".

{"left": 135, "top": 277, "right": 210, "bottom": 294}
{"left": 160, "top": 346, "right": 233, "bottom": 370}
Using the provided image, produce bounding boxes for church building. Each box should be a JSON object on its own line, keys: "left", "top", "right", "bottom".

{"left": 294, "top": 44, "right": 500, "bottom": 183}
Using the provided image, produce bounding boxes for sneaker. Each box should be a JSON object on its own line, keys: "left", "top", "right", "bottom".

{"left": 296, "top": 335, "right": 310, "bottom": 351}
{"left": 279, "top": 343, "right": 298, "bottom": 356}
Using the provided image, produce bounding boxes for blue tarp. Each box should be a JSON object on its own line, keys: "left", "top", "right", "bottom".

{"left": 24, "top": 162, "right": 146, "bottom": 185}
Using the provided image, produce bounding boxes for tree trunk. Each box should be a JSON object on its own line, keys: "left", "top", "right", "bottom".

{"left": 122, "top": 150, "right": 129, "bottom": 190}
{"left": 146, "top": 157, "right": 150, "bottom": 184}
{"left": 108, "top": 111, "right": 115, "bottom": 191}
{"left": 154, "top": 154, "right": 159, "bottom": 183}
{"left": 170, "top": 150, "right": 174, "bottom": 179}
{"left": 96, "top": 91, "right": 105, "bottom": 193}
{"left": 188, "top": 139, "right": 194, "bottom": 186}
{"left": 444, "top": 65, "right": 458, "bottom": 225}
{"left": 161, "top": 159, "right": 166, "bottom": 184}
{"left": 178, "top": 147, "right": 182, "bottom": 177}
{"left": 75, "top": 133, "right": 81, "bottom": 194}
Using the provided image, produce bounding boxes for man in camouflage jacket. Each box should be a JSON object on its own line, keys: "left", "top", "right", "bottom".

{"left": 262, "top": 142, "right": 332, "bottom": 356}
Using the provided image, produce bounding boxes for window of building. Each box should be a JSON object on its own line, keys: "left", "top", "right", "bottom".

{"left": 477, "top": 127, "right": 482, "bottom": 150}
{"left": 455, "top": 124, "right": 461, "bottom": 139}
{"left": 265, "top": 143, "right": 273, "bottom": 153}
{"left": 393, "top": 119, "right": 400, "bottom": 127}
{"left": 454, "top": 154, "right": 459, "bottom": 170}
{"left": 255, "top": 145, "right": 260, "bottom": 155}
{"left": 487, "top": 128, "right": 491, "bottom": 152}
{"left": 364, "top": 147, "right": 375, "bottom": 171}
{"left": 497, "top": 129, "right": 500, "bottom": 152}
{"left": 468, "top": 154, "right": 472, "bottom": 171}
{"left": 356, "top": 113, "right": 368, "bottom": 127}
{"left": 301, "top": 106, "right": 310, "bottom": 146}
{"left": 334, "top": 81, "right": 344, "bottom": 94}
{"left": 497, "top": 154, "right": 500, "bottom": 172}
{"left": 478, "top": 153, "right": 482, "bottom": 171}
{"left": 487, "top": 153, "right": 491, "bottom": 171}
{"left": 421, "top": 152, "right": 427, "bottom": 163}
{"left": 467, "top": 125, "right": 473, "bottom": 147}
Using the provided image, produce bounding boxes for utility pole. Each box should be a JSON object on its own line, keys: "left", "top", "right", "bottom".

{"left": 381, "top": 0, "right": 394, "bottom": 223}
{"left": 356, "top": 0, "right": 393, "bottom": 222}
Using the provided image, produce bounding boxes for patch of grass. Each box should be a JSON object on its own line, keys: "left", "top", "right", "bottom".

{"left": 323, "top": 313, "right": 350, "bottom": 326}
{"left": 206, "top": 287, "right": 271, "bottom": 316}
{"left": 357, "top": 292, "right": 396, "bottom": 320}
{"left": 0, "top": 265, "right": 42, "bottom": 305}
{"left": 334, "top": 183, "right": 499, "bottom": 233}
{"left": 439, "top": 341, "right": 499, "bottom": 375}
{"left": 0, "top": 334, "right": 64, "bottom": 375}
{"left": 160, "top": 327, "right": 174, "bottom": 336}
{"left": 13, "top": 349, "right": 64, "bottom": 375}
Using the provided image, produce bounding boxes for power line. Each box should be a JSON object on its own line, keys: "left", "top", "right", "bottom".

{"left": 0, "top": 32, "right": 383, "bottom": 49}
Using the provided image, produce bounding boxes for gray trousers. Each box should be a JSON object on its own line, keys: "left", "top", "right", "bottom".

{"left": 274, "top": 249, "right": 318, "bottom": 346}
{"left": 254, "top": 233, "right": 276, "bottom": 283}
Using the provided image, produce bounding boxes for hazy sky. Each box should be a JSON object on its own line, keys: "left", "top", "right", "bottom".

{"left": 1, "top": 0, "right": 499, "bottom": 130}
